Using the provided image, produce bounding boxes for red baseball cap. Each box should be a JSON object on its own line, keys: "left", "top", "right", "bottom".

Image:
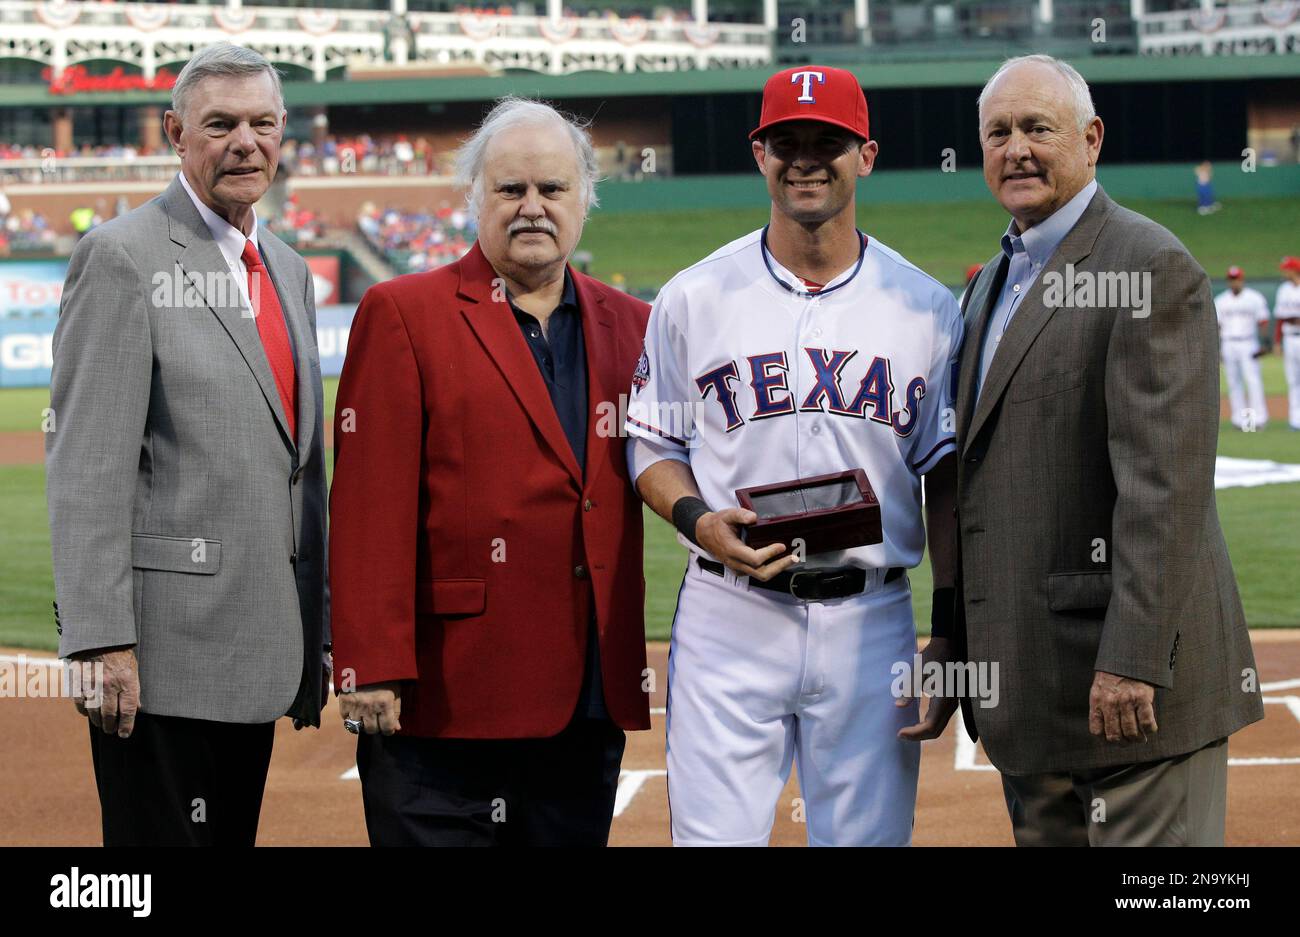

{"left": 1280, "top": 256, "right": 1300, "bottom": 272}
{"left": 1227, "top": 266, "right": 1244, "bottom": 279}
{"left": 750, "top": 66, "right": 870, "bottom": 142}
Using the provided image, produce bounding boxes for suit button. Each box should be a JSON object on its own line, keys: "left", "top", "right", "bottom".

{"left": 290, "top": 552, "right": 298, "bottom": 566}
{"left": 584, "top": 499, "right": 594, "bottom": 512}
{"left": 965, "top": 455, "right": 979, "bottom": 464}
{"left": 574, "top": 565, "right": 588, "bottom": 579}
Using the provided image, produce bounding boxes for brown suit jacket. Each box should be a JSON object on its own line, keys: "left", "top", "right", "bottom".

{"left": 953, "top": 185, "right": 1264, "bottom": 774}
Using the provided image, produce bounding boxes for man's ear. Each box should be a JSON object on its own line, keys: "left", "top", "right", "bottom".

{"left": 162, "top": 110, "right": 183, "bottom": 154}
{"left": 858, "top": 139, "right": 879, "bottom": 178}
{"left": 751, "top": 138, "right": 767, "bottom": 174}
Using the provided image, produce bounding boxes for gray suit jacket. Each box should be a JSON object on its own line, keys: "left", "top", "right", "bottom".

{"left": 46, "top": 175, "right": 329, "bottom": 727}
{"left": 953, "top": 185, "right": 1264, "bottom": 774}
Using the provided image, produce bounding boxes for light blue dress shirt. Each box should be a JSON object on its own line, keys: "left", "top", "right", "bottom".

{"left": 976, "top": 179, "right": 1098, "bottom": 397}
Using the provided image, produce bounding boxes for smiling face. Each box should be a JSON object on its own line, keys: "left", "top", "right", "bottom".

{"left": 752, "top": 120, "right": 875, "bottom": 226}
{"left": 164, "top": 70, "right": 284, "bottom": 231}
{"left": 475, "top": 121, "right": 585, "bottom": 284}
{"left": 979, "top": 62, "right": 1103, "bottom": 231}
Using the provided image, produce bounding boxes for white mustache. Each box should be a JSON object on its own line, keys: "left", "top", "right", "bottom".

{"left": 509, "top": 219, "right": 556, "bottom": 236}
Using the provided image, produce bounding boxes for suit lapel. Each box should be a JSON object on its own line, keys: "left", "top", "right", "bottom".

{"left": 576, "top": 273, "right": 617, "bottom": 492}
{"left": 963, "top": 186, "right": 1115, "bottom": 453}
{"left": 457, "top": 242, "right": 583, "bottom": 487}
{"left": 955, "top": 253, "right": 1006, "bottom": 447}
{"left": 260, "top": 235, "right": 316, "bottom": 459}
{"left": 165, "top": 178, "right": 296, "bottom": 452}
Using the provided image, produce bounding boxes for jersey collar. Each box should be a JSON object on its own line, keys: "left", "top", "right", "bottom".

{"left": 760, "top": 225, "right": 867, "bottom": 298}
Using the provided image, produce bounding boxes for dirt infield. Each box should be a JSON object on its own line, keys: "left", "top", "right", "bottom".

{"left": 3, "top": 632, "right": 1299, "bottom": 846}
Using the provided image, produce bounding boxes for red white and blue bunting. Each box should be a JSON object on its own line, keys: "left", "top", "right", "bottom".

{"left": 213, "top": 6, "right": 258, "bottom": 34}
{"left": 1262, "top": 0, "right": 1299, "bottom": 27}
{"left": 35, "top": 0, "right": 80, "bottom": 29}
{"left": 607, "top": 13, "right": 648, "bottom": 45}
{"left": 297, "top": 10, "right": 339, "bottom": 36}
{"left": 1191, "top": 7, "right": 1227, "bottom": 33}
{"left": 538, "top": 15, "right": 579, "bottom": 43}
{"left": 125, "top": 3, "right": 171, "bottom": 32}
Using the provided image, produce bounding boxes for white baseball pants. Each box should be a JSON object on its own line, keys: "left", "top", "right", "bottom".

{"left": 1221, "top": 339, "right": 1268, "bottom": 429}
{"left": 1284, "top": 333, "right": 1300, "bottom": 429}
{"left": 665, "top": 559, "right": 921, "bottom": 846}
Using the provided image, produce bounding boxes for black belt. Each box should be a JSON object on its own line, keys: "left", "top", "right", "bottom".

{"left": 696, "top": 557, "right": 903, "bottom": 601}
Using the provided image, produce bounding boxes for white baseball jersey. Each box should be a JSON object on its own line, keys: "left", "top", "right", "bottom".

{"left": 626, "top": 227, "right": 962, "bottom": 571}
{"left": 1276, "top": 281, "right": 1300, "bottom": 337}
{"left": 1215, "top": 287, "right": 1269, "bottom": 345}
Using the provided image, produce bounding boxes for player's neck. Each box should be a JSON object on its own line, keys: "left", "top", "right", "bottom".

{"left": 766, "top": 211, "right": 861, "bottom": 287}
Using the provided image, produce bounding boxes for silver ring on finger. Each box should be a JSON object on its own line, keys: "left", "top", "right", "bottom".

{"left": 344, "top": 718, "right": 363, "bottom": 735}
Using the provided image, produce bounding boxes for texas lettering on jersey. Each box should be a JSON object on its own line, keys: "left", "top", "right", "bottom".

{"left": 695, "top": 349, "right": 927, "bottom": 437}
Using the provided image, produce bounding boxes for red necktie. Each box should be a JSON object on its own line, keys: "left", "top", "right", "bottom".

{"left": 242, "top": 239, "right": 297, "bottom": 442}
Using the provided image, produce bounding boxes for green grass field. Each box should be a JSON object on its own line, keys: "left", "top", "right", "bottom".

{"left": 3, "top": 194, "right": 1298, "bottom": 649}
{"left": 581, "top": 195, "right": 1300, "bottom": 293}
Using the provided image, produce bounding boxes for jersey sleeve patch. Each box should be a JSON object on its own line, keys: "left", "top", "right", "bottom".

{"left": 632, "top": 343, "right": 651, "bottom": 392}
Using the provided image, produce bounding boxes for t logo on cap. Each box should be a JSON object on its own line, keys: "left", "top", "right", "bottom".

{"left": 750, "top": 66, "right": 871, "bottom": 143}
{"left": 791, "top": 70, "right": 826, "bottom": 103}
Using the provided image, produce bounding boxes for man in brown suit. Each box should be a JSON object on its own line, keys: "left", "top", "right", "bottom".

{"left": 926, "top": 55, "right": 1264, "bottom": 846}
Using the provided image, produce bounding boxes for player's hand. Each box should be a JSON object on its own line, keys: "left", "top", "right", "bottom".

{"left": 340, "top": 681, "right": 402, "bottom": 735}
{"left": 695, "top": 507, "right": 801, "bottom": 582}
{"left": 69, "top": 646, "right": 140, "bottom": 738}
{"left": 897, "top": 636, "right": 959, "bottom": 741}
{"left": 1088, "top": 670, "right": 1157, "bottom": 743}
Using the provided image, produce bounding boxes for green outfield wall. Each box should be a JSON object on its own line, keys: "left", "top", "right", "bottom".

{"left": 596, "top": 162, "right": 1300, "bottom": 212}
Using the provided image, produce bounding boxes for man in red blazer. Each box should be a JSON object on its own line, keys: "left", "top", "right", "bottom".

{"left": 329, "top": 98, "right": 652, "bottom": 846}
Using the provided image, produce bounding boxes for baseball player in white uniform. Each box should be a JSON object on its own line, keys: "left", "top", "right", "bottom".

{"left": 1276, "top": 257, "right": 1300, "bottom": 430}
{"left": 625, "top": 66, "right": 960, "bottom": 846}
{"left": 1215, "top": 265, "right": 1270, "bottom": 431}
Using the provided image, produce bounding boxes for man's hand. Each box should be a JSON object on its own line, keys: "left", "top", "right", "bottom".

{"left": 1089, "top": 670, "right": 1158, "bottom": 743}
{"left": 293, "top": 649, "right": 333, "bottom": 731}
{"left": 695, "top": 508, "right": 800, "bottom": 582}
{"left": 897, "top": 636, "right": 960, "bottom": 741}
{"left": 340, "top": 681, "right": 403, "bottom": 735}
{"left": 69, "top": 646, "right": 140, "bottom": 738}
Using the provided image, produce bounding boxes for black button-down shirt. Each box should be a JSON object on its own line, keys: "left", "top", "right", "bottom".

{"left": 509, "top": 273, "right": 607, "bottom": 720}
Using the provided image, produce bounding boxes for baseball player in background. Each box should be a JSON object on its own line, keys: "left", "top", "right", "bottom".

{"left": 625, "top": 66, "right": 960, "bottom": 846}
{"left": 1214, "top": 265, "right": 1271, "bottom": 431}
{"left": 1276, "top": 256, "right": 1300, "bottom": 430}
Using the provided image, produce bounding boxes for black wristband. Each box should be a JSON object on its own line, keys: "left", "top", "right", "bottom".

{"left": 930, "top": 586, "right": 956, "bottom": 639}
{"left": 672, "top": 496, "right": 711, "bottom": 547}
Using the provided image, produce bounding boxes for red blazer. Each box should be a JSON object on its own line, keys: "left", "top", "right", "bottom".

{"left": 329, "top": 242, "right": 652, "bottom": 737}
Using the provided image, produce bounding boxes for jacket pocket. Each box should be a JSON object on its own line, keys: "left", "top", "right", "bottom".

{"left": 1010, "top": 367, "right": 1085, "bottom": 402}
{"left": 1046, "top": 570, "right": 1111, "bottom": 613}
{"left": 131, "top": 533, "right": 221, "bottom": 575}
{"left": 416, "top": 578, "right": 487, "bottom": 617}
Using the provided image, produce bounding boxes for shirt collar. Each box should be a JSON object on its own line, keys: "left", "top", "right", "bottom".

{"left": 760, "top": 226, "right": 867, "bottom": 297}
{"left": 177, "top": 170, "right": 259, "bottom": 260}
{"left": 1000, "top": 178, "right": 1097, "bottom": 268}
{"left": 509, "top": 269, "right": 578, "bottom": 320}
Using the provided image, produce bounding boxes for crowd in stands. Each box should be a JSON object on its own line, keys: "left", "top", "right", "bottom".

{"left": 357, "top": 201, "right": 474, "bottom": 273}
{"left": 0, "top": 135, "right": 455, "bottom": 182}
{"left": 264, "top": 193, "right": 327, "bottom": 245}
{"left": 280, "top": 135, "right": 453, "bottom": 177}
{"left": 0, "top": 189, "right": 58, "bottom": 256}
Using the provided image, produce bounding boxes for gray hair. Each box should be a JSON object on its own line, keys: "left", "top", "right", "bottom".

{"left": 171, "top": 43, "right": 284, "bottom": 120}
{"left": 454, "top": 96, "right": 600, "bottom": 219}
{"left": 977, "top": 54, "right": 1096, "bottom": 132}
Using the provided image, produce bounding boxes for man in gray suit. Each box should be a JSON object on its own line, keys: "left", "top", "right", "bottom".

{"left": 47, "top": 43, "right": 329, "bottom": 846}
{"left": 924, "top": 55, "right": 1264, "bottom": 845}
